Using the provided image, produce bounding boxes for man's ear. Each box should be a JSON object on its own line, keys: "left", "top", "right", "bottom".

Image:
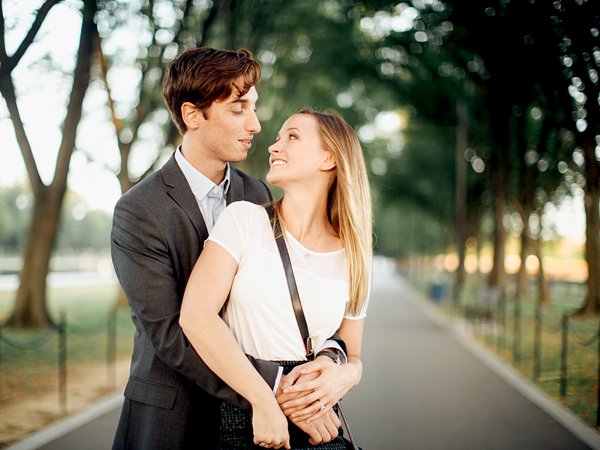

{"left": 321, "top": 151, "right": 337, "bottom": 171}
{"left": 181, "top": 102, "right": 201, "bottom": 130}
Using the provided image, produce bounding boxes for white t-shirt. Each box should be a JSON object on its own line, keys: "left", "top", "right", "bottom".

{"left": 208, "top": 201, "right": 367, "bottom": 361}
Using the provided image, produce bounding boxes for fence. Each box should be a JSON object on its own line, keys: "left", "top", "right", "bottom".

{"left": 0, "top": 305, "right": 119, "bottom": 415}
{"left": 409, "top": 268, "right": 600, "bottom": 430}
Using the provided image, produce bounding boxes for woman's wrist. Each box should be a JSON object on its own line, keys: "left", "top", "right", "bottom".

{"left": 248, "top": 384, "right": 279, "bottom": 410}
{"left": 345, "top": 358, "right": 362, "bottom": 387}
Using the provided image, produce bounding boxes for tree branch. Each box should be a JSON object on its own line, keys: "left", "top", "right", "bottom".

{"left": 197, "top": 0, "right": 219, "bottom": 47}
{"left": 0, "top": 1, "right": 8, "bottom": 62}
{"left": 95, "top": 30, "right": 121, "bottom": 134}
{"left": 0, "top": 76, "right": 43, "bottom": 190}
{"left": 0, "top": 0, "right": 63, "bottom": 77}
{"left": 52, "top": 0, "right": 96, "bottom": 191}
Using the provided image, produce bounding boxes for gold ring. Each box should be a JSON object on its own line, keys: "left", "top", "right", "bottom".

{"left": 259, "top": 444, "right": 269, "bottom": 448}
{"left": 318, "top": 400, "right": 326, "bottom": 410}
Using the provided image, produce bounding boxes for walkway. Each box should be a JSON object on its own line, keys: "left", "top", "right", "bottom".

{"left": 7, "top": 260, "right": 600, "bottom": 449}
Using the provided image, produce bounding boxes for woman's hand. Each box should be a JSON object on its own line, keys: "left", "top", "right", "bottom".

{"left": 251, "top": 396, "right": 291, "bottom": 449}
{"left": 277, "top": 356, "right": 361, "bottom": 423}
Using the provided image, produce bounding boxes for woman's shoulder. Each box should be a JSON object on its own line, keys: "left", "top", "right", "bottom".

{"left": 224, "top": 200, "right": 268, "bottom": 216}
{"left": 221, "top": 201, "right": 271, "bottom": 228}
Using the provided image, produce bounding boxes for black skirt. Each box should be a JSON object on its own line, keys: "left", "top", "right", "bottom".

{"left": 218, "top": 361, "right": 349, "bottom": 450}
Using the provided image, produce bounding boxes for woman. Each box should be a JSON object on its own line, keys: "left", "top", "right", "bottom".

{"left": 180, "top": 108, "right": 372, "bottom": 449}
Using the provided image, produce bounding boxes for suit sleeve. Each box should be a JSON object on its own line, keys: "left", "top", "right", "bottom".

{"left": 111, "top": 194, "right": 278, "bottom": 411}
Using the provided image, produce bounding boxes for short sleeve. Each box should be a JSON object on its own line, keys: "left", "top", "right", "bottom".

{"left": 207, "top": 201, "right": 256, "bottom": 263}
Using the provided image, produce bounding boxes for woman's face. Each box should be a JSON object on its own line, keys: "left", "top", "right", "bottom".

{"left": 266, "top": 114, "right": 333, "bottom": 187}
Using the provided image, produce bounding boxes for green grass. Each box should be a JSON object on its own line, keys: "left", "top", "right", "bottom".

{"left": 0, "top": 284, "right": 134, "bottom": 406}
{"left": 412, "top": 273, "right": 599, "bottom": 429}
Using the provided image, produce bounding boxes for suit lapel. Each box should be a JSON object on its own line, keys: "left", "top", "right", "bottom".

{"left": 227, "top": 167, "right": 245, "bottom": 204}
{"left": 161, "top": 155, "right": 209, "bottom": 242}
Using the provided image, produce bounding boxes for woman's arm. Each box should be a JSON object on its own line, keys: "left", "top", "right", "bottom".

{"left": 180, "top": 241, "right": 290, "bottom": 449}
{"left": 277, "top": 318, "right": 365, "bottom": 422}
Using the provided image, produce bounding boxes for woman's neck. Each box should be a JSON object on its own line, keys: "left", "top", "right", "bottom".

{"left": 279, "top": 192, "right": 330, "bottom": 242}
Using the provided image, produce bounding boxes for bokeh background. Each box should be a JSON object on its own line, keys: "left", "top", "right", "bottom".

{"left": 0, "top": 0, "right": 598, "bottom": 446}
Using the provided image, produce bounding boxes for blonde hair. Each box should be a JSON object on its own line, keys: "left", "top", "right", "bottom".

{"left": 278, "top": 109, "right": 373, "bottom": 315}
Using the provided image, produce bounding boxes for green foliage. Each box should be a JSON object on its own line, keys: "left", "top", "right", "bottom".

{"left": 86, "top": 0, "right": 600, "bottom": 261}
{"left": 56, "top": 195, "right": 113, "bottom": 252}
{"left": 0, "top": 185, "right": 112, "bottom": 253}
{"left": 375, "top": 199, "right": 452, "bottom": 256}
{"left": 0, "top": 184, "right": 31, "bottom": 252}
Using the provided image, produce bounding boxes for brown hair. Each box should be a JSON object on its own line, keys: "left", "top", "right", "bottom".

{"left": 163, "top": 47, "right": 261, "bottom": 133}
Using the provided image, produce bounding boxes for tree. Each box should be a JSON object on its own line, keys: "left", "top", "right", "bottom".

{"left": 551, "top": 0, "right": 600, "bottom": 315}
{"left": 0, "top": 0, "right": 98, "bottom": 328}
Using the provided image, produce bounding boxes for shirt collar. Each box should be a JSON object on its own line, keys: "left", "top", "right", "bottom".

{"left": 174, "top": 146, "right": 230, "bottom": 201}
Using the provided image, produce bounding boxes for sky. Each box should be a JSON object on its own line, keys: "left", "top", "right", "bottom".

{"left": 0, "top": 2, "right": 587, "bottom": 243}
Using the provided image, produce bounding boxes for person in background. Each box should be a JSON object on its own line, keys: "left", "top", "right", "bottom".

{"left": 180, "top": 108, "right": 373, "bottom": 449}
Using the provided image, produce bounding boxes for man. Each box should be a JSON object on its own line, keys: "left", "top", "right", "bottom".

{"left": 111, "top": 47, "right": 343, "bottom": 449}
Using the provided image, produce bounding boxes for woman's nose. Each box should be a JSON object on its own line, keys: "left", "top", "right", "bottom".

{"left": 268, "top": 142, "right": 280, "bottom": 154}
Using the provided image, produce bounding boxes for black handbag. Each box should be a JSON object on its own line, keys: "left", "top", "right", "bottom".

{"left": 267, "top": 206, "right": 362, "bottom": 450}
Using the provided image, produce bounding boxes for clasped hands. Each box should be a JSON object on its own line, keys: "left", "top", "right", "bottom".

{"left": 275, "top": 356, "right": 352, "bottom": 445}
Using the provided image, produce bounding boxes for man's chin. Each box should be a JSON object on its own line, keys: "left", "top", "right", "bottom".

{"left": 228, "top": 151, "right": 249, "bottom": 164}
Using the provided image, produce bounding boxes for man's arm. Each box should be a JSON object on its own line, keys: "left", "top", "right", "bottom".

{"left": 111, "top": 194, "right": 278, "bottom": 410}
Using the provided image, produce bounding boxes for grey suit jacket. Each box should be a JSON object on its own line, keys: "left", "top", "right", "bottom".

{"left": 111, "top": 155, "right": 276, "bottom": 449}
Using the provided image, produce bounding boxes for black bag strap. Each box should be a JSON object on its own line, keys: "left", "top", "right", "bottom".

{"left": 266, "top": 205, "right": 313, "bottom": 360}
{"left": 266, "top": 205, "right": 361, "bottom": 450}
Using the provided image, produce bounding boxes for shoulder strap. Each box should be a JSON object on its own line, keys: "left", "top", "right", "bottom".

{"left": 266, "top": 207, "right": 361, "bottom": 449}
{"left": 266, "top": 205, "right": 313, "bottom": 360}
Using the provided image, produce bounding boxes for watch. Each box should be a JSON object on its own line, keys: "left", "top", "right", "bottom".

{"left": 317, "top": 350, "right": 342, "bottom": 365}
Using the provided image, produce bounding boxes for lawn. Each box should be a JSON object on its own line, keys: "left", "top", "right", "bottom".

{"left": 0, "top": 283, "right": 134, "bottom": 446}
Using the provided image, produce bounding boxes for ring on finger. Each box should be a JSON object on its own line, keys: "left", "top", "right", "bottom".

{"left": 318, "top": 400, "right": 326, "bottom": 411}
{"left": 259, "top": 443, "right": 270, "bottom": 448}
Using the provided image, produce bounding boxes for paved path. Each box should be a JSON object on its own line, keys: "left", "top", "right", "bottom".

{"left": 7, "top": 263, "right": 600, "bottom": 449}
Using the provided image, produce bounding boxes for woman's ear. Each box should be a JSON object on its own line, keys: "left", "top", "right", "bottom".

{"left": 181, "top": 102, "right": 201, "bottom": 130}
{"left": 321, "top": 151, "right": 337, "bottom": 171}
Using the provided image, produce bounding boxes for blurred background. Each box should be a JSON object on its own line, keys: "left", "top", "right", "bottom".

{"left": 0, "top": 0, "right": 598, "bottom": 446}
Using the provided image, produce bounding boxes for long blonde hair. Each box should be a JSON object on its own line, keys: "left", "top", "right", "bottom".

{"left": 277, "top": 109, "right": 373, "bottom": 315}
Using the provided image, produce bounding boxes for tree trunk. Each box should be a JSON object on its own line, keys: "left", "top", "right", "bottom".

{"left": 5, "top": 188, "right": 62, "bottom": 327}
{"left": 579, "top": 178, "right": 600, "bottom": 315}
{"left": 488, "top": 169, "right": 507, "bottom": 293}
{"left": 532, "top": 235, "right": 550, "bottom": 306}
{"left": 515, "top": 208, "right": 531, "bottom": 299}
{"left": 453, "top": 99, "right": 468, "bottom": 308}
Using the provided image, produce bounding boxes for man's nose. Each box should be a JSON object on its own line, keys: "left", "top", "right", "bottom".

{"left": 247, "top": 109, "right": 261, "bottom": 134}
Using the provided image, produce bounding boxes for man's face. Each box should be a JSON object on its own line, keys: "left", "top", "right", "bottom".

{"left": 198, "top": 85, "right": 261, "bottom": 164}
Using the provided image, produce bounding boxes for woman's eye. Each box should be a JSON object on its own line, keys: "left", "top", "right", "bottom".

{"left": 289, "top": 134, "right": 298, "bottom": 140}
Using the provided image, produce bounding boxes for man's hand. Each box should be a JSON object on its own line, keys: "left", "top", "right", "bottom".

{"left": 277, "top": 357, "right": 356, "bottom": 423}
{"left": 291, "top": 409, "right": 341, "bottom": 445}
{"left": 276, "top": 369, "right": 319, "bottom": 407}
{"left": 276, "top": 368, "right": 341, "bottom": 444}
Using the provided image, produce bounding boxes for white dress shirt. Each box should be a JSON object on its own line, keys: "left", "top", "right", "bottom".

{"left": 174, "top": 147, "right": 229, "bottom": 232}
